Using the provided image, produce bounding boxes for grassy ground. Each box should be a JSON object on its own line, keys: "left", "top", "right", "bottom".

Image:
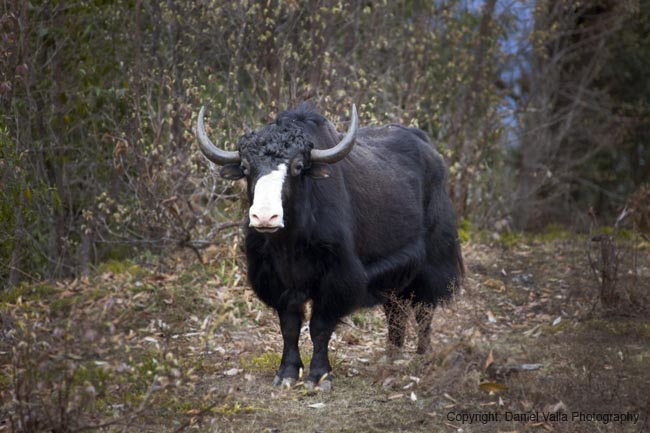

{"left": 1, "top": 234, "right": 649, "bottom": 432}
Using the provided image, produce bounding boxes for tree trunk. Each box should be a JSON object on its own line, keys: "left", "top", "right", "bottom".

{"left": 449, "top": 0, "right": 497, "bottom": 217}
{"left": 8, "top": 196, "right": 24, "bottom": 287}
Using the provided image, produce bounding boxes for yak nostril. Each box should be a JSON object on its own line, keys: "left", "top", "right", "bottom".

{"left": 250, "top": 213, "right": 279, "bottom": 226}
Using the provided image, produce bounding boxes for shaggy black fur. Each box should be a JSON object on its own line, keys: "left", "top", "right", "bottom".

{"left": 226, "top": 104, "right": 463, "bottom": 386}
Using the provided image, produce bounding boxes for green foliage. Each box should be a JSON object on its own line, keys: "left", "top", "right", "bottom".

{"left": 214, "top": 401, "right": 258, "bottom": 416}
{"left": 351, "top": 310, "right": 384, "bottom": 329}
{"left": 96, "top": 259, "right": 144, "bottom": 276}
{"left": 458, "top": 218, "right": 472, "bottom": 244}
{"left": 499, "top": 231, "right": 526, "bottom": 249}
{"left": 584, "top": 319, "right": 650, "bottom": 339}
{"left": 536, "top": 224, "right": 573, "bottom": 242}
{"left": 0, "top": 129, "right": 47, "bottom": 282}
{"left": 240, "top": 352, "right": 282, "bottom": 373}
{"left": 0, "top": 281, "right": 56, "bottom": 304}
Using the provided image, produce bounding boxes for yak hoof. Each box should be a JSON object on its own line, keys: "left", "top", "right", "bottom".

{"left": 272, "top": 376, "right": 296, "bottom": 388}
{"left": 305, "top": 378, "right": 332, "bottom": 392}
{"left": 319, "top": 379, "right": 332, "bottom": 392}
{"left": 282, "top": 377, "right": 296, "bottom": 389}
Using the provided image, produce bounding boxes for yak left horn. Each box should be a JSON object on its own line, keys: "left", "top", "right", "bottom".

{"left": 196, "top": 106, "right": 241, "bottom": 165}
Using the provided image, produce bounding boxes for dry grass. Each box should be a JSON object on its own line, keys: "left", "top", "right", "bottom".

{"left": 1, "top": 235, "right": 649, "bottom": 432}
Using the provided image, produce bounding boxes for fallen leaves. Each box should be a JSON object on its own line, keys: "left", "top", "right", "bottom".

{"left": 479, "top": 381, "right": 508, "bottom": 393}
{"left": 4, "top": 237, "right": 648, "bottom": 432}
{"left": 484, "top": 349, "right": 494, "bottom": 371}
{"left": 484, "top": 278, "right": 507, "bottom": 292}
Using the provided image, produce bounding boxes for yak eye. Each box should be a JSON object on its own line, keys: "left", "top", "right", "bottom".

{"left": 240, "top": 163, "right": 250, "bottom": 176}
{"left": 290, "top": 160, "right": 304, "bottom": 176}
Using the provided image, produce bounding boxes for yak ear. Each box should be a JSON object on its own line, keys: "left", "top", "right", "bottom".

{"left": 305, "top": 162, "right": 331, "bottom": 179}
{"left": 220, "top": 163, "right": 245, "bottom": 180}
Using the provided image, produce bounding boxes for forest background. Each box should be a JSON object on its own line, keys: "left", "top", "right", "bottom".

{"left": 1, "top": 0, "right": 649, "bottom": 293}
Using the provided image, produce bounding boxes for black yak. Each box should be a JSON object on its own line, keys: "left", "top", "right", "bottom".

{"left": 196, "top": 104, "right": 463, "bottom": 389}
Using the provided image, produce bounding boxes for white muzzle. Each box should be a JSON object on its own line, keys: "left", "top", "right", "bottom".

{"left": 249, "top": 164, "right": 287, "bottom": 232}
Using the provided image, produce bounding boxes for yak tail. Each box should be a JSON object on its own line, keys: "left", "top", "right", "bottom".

{"left": 453, "top": 240, "right": 466, "bottom": 293}
{"left": 456, "top": 243, "right": 466, "bottom": 277}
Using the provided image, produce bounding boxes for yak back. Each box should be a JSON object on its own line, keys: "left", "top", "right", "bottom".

{"left": 337, "top": 125, "right": 448, "bottom": 258}
{"left": 274, "top": 105, "right": 455, "bottom": 276}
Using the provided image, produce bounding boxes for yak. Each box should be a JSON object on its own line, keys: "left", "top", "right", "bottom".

{"left": 196, "top": 103, "right": 463, "bottom": 390}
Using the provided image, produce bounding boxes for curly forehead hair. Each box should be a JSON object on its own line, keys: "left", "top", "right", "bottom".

{"left": 238, "top": 122, "right": 314, "bottom": 159}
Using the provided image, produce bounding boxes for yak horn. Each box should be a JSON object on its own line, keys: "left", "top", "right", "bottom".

{"left": 311, "top": 104, "right": 358, "bottom": 163}
{"left": 196, "top": 106, "right": 241, "bottom": 165}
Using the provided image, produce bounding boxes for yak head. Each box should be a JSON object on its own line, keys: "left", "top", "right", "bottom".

{"left": 196, "top": 105, "right": 358, "bottom": 233}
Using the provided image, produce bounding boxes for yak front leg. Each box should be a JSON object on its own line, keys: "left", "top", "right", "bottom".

{"left": 273, "top": 306, "right": 304, "bottom": 387}
{"left": 306, "top": 311, "right": 337, "bottom": 391}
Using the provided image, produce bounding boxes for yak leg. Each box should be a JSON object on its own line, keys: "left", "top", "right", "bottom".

{"left": 306, "top": 311, "right": 337, "bottom": 390}
{"left": 414, "top": 303, "right": 434, "bottom": 354}
{"left": 406, "top": 265, "right": 445, "bottom": 355}
{"left": 273, "top": 306, "right": 303, "bottom": 387}
{"left": 383, "top": 299, "right": 407, "bottom": 355}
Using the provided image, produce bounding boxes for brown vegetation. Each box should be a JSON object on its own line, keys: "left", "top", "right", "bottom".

{"left": 2, "top": 234, "right": 648, "bottom": 432}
